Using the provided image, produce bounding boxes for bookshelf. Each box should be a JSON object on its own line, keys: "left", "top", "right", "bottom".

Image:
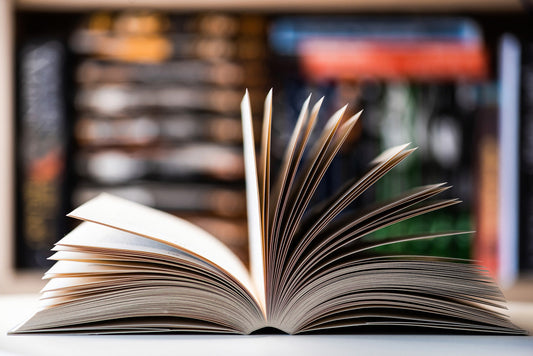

{"left": 1, "top": 0, "right": 531, "bottom": 298}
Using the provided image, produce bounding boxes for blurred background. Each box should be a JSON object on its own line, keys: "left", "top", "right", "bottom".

{"left": 0, "top": 0, "right": 532, "bottom": 301}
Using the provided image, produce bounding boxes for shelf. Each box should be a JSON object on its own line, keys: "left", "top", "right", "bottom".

{"left": 15, "top": 0, "right": 523, "bottom": 12}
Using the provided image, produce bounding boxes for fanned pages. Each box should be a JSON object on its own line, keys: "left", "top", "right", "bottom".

{"left": 11, "top": 91, "right": 526, "bottom": 335}
{"left": 240, "top": 91, "right": 266, "bottom": 309}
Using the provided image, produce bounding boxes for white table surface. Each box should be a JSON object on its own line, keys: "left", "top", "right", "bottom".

{"left": 1, "top": 294, "right": 533, "bottom": 356}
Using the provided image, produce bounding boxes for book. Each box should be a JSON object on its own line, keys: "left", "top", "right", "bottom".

{"left": 270, "top": 16, "right": 482, "bottom": 56}
{"left": 16, "top": 39, "right": 71, "bottom": 269}
{"left": 298, "top": 39, "right": 488, "bottom": 82}
{"left": 11, "top": 91, "right": 526, "bottom": 335}
{"left": 474, "top": 85, "right": 500, "bottom": 280}
{"left": 76, "top": 59, "right": 266, "bottom": 88}
{"left": 75, "top": 85, "right": 245, "bottom": 115}
{"left": 76, "top": 144, "right": 245, "bottom": 184}
{"left": 75, "top": 114, "right": 245, "bottom": 146}
{"left": 519, "top": 35, "right": 533, "bottom": 274}
{"left": 498, "top": 34, "right": 521, "bottom": 287}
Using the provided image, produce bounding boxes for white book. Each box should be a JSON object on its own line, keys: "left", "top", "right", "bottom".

{"left": 11, "top": 91, "right": 525, "bottom": 335}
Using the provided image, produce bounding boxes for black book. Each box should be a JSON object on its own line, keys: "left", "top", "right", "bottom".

{"left": 519, "top": 36, "right": 533, "bottom": 273}
{"left": 16, "top": 39, "right": 70, "bottom": 269}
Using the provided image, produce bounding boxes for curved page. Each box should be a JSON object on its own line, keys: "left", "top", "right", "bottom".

{"left": 240, "top": 91, "right": 266, "bottom": 311}
{"left": 67, "top": 193, "right": 259, "bottom": 306}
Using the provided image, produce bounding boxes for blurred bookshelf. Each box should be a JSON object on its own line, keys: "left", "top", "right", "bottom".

{"left": 1, "top": 0, "right": 532, "bottom": 303}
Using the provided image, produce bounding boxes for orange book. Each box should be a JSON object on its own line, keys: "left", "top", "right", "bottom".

{"left": 475, "top": 136, "right": 499, "bottom": 278}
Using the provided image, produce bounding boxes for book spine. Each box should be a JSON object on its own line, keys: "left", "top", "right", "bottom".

{"left": 270, "top": 16, "right": 482, "bottom": 56}
{"left": 75, "top": 85, "right": 245, "bottom": 115}
{"left": 298, "top": 39, "right": 488, "bottom": 82}
{"left": 498, "top": 34, "right": 521, "bottom": 287}
{"left": 74, "top": 115, "right": 245, "bottom": 147}
{"left": 76, "top": 59, "right": 266, "bottom": 88}
{"left": 474, "top": 85, "right": 500, "bottom": 279}
{"left": 75, "top": 144, "right": 245, "bottom": 184}
{"left": 519, "top": 38, "right": 533, "bottom": 273}
{"left": 16, "top": 40, "right": 69, "bottom": 269}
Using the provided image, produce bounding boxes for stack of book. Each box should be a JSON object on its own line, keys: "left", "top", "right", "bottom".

{"left": 70, "top": 12, "right": 269, "bottom": 264}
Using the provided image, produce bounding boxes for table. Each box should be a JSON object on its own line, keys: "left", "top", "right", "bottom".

{"left": 1, "top": 294, "right": 533, "bottom": 356}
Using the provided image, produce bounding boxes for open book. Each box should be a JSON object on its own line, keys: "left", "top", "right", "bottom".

{"left": 12, "top": 91, "right": 526, "bottom": 335}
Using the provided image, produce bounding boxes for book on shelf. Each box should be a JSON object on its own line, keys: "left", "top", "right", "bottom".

{"left": 11, "top": 91, "right": 526, "bottom": 335}
{"left": 71, "top": 12, "right": 267, "bottom": 63}
{"left": 76, "top": 85, "right": 246, "bottom": 115}
{"left": 75, "top": 114, "right": 245, "bottom": 146}
{"left": 76, "top": 144, "right": 245, "bottom": 184}
{"left": 269, "top": 16, "right": 483, "bottom": 56}
{"left": 497, "top": 34, "right": 521, "bottom": 287}
{"left": 519, "top": 34, "right": 533, "bottom": 275}
{"left": 16, "top": 39, "right": 71, "bottom": 269}
{"left": 473, "top": 84, "right": 500, "bottom": 280}
{"left": 76, "top": 59, "right": 266, "bottom": 88}
{"left": 298, "top": 39, "right": 487, "bottom": 82}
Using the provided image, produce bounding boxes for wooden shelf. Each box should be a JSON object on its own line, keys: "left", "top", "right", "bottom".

{"left": 15, "top": 0, "right": 523, "bottom": 12}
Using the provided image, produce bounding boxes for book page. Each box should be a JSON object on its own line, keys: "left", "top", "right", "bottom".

{"left": 269, "top": 95, "right": 313, "bottom": 248}
{"left": 51, "top": 220, "right": 222, "bottom": 269}
{"left": 240, "top": 91, "right": 266, "bottom": 312}
{"left": 259, "top": 89, "right": 272, "bottom": 250}
{"left": 67, "top": 193, "right": 259, "bottom": 306}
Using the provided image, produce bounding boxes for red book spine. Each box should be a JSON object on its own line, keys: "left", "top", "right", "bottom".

{"left": 298, "top": 39, "right": 488, "bottom": 81}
